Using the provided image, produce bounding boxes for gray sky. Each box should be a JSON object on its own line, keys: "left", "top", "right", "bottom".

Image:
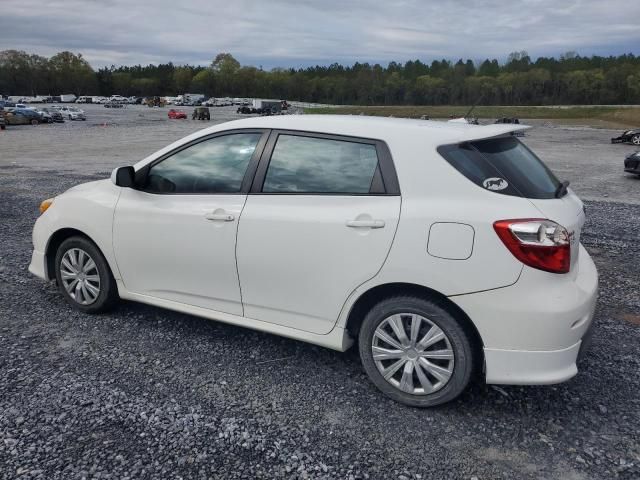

{"left": 1, "top": 0, "right": 638, "bottom": 68}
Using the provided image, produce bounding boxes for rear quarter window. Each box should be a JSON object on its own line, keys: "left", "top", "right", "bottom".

{"left": 438, "top": 136, "right": 560, "bottom": 199}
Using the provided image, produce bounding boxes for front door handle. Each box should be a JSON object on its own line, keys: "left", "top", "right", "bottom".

{"left": 205, "top": 212, "right": 235, "bottom": 222}
{"left": 346, "top": 219, "right": 385, "bottom": 229}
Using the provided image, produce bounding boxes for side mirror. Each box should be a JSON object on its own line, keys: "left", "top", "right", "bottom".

{"left": 112, "top": 166, "right": 136, "bottom": 188}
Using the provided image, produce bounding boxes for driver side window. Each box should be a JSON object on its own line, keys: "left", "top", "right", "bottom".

{"left": 145, "top": 132, "right": 262, "bottom": 194}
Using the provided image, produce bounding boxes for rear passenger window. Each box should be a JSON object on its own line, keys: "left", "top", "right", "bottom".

{"left": 262, "top": 135, "right": 379, "bottom": 194}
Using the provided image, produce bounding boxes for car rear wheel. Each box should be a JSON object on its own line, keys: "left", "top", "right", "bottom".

{"left": 632, "top": 134, "right": 640, "bottom": 145}
{"left": 54, "top": 236, "right": 118, "bottom": 313}
{"left": 358, "top": 295, "right": 474, "bottom": 407}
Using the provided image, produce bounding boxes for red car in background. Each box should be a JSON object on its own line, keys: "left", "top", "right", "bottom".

{"left": 168, "top": 109, "right": 187, "bottom": 119}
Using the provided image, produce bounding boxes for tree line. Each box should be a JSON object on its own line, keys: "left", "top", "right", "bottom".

{"left": 1, "top": 50, "right": 639, "bottom": 105}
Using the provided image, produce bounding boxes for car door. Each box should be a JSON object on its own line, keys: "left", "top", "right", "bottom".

{"left": 236, "top": 131, "right": 401, "bottom": 335}
{"left": 113, "top": 130, "right": 268, "bottom": 315}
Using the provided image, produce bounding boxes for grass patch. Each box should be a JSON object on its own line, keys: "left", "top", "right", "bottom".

{"left": 304, "top": 105, "right": 640, "bottom": 127}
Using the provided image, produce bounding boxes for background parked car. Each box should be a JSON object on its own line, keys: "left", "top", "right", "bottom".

{"left": 168, "top": 109, "right": 187, "bottom": 119}
{"left": 611, "top": 128, "right": 640, "bottom": 145}
{"left": 36, "top": 109, "right": 54, "bottom": 123}
{"left": 40, "top": 107, "right": 64, "bottom": 123}
{"left": 494, "top": 117, "right": 520, "bottom": 124}
{"left": 624, "top": 151, "right": 640, "bottom": 175}
{"left": 144, "top": 96, "right": 166, "bottom": 107}
{"left": 192, "top": 107, "right": 210, "bottom": 120}
{"left": 5, "top": 108, "right": 42, "bottom": 125}
{"left": 55, "top": 106, "right": 86, "bottom": 120}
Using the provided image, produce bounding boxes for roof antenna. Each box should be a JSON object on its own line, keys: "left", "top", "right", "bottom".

{"left": 464, "top": 93, "right": 484, "bottom": 124}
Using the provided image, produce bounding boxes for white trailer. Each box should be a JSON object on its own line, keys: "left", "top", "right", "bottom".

{"left": 253, "top": 98, "right": 283, "bottom": 112}
{"left": 59, "top": 94, "right": 77, "bottom": 103}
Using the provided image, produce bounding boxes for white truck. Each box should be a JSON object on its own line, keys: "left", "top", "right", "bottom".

{"left": 252, "top": 98, "right": 283, "bottom": 113}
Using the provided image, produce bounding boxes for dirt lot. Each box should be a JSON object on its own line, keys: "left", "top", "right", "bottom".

{"left": 0, "top": 105, "right": 639, "bottom": 479}
{"left": 2, "top": 104, "right": 639, "bottom": 203}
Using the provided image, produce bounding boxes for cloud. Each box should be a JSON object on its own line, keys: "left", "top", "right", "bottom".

{"left": 0, "top": 0, "right": 637, "bottom": 68}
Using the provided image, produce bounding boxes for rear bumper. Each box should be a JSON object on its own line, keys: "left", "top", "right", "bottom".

{"left": 484, "top": 342, "right": 582, "bottom": 384}
{"left": 484, "top": 314, "right": 596, "bottom": 384}
{"left": 450, "top": 244, "right": 598, "bottom": 385}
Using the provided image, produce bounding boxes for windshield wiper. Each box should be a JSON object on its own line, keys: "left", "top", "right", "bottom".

{"left": 555, "top": 180, "right": 570, "bottom": 198}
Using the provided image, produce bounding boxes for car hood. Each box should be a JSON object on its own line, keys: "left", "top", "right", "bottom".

{"left": 62, "top": 179, "right": 112, "bottom": 196}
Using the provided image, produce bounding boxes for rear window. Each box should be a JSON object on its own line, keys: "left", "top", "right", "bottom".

{"left": 438, "top": 136, "right": 560, "bottom": 199}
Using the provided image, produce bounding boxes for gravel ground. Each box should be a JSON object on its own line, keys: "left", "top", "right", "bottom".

{"left": 0, "top": 107, "right": 639, "bottom": 479}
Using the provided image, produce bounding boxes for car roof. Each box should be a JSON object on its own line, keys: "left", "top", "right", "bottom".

{"left": 135, "top": 115, "right": 530, "bottom": 171}
{"left": 203, "top": 114, "right": 530, "bottom": 146}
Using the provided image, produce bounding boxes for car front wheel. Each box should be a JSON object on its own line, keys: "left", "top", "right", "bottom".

{"left": 358, "top": 295, "right": 474, "bottom": 407}
{"left": 54, "top": 236, "right": 118, "bottom": 313}
{"left": 632, "top": 134, "right": 640, "bottom": 145}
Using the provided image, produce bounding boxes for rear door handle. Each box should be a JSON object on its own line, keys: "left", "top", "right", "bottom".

{"left": 346, "top": 219, "right": 385, "bottom": 229}
{"left": 205, "top": 212, "right": 235, "bottom": 222}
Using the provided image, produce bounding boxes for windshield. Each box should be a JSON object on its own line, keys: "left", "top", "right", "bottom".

{"left": 438, "top": 136, "right": 561, "bottom": 199}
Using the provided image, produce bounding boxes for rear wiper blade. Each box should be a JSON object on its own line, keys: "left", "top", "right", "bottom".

{"left": 555, "top": 180, "right": 570, "bottom": 198}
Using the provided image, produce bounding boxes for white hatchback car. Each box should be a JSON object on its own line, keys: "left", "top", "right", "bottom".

{"left": 29, "top": 116, "right": 598, "bottom": 406}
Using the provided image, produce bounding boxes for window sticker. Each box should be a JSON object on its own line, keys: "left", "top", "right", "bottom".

{"left": 482, "top": 177, "right": 508, "bottom": 191}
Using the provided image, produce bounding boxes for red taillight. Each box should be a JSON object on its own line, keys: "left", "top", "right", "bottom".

{"left": 493, "top": 219, "right": 571, "bottom": 274}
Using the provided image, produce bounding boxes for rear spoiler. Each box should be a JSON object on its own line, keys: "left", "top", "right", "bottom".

{"left": 448, "top": 124, "right": 531, "bottom": 144}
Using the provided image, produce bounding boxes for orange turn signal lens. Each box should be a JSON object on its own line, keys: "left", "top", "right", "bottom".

{"left": 39, "top": 198, "right": 54, "bottom": 214}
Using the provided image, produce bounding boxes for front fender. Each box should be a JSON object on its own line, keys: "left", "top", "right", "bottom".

{"left": 31, "top": 179, "right": 122, "bottom": 280}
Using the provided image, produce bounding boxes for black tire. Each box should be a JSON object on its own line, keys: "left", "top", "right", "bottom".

{"left": 54, "top": 236, "right": 119, "bottom": 313}
{"left": 31, "top": 119, "right": 38, "bottom": 125}
{"left": 631, "top": 134, "right": 640, "bottom": 146}
{"left": 358, "top": 295, "right": 474, "bottom": 407}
